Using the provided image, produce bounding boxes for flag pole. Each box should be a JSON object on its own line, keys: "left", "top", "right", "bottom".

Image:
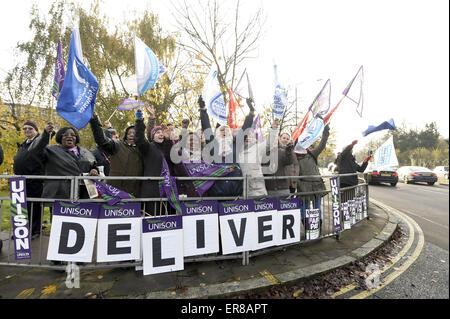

{"left": 107, "top": 108, "right": 118, "bottom": 122}
{"left": 324, "top": 95, "right": 346, "bottom": 125}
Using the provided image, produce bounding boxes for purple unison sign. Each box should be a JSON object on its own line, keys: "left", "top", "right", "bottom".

{"left": 182, "top": 201, "right": 219, "bottom": 257}
{"left": 97, "top": 203, "right": 142, "bottom": 262}
{"left": 277, "top": 198, "right": 301, "bottom": 245}
{"left": 219, "top": 199, "right": 256, "bottom": 255}
{"left": 330, "top": 177, "right": 342, "bottom": 233}
{"left": 252, "top": 198, "right": 278, "bottom": 250}
{"left": 47, "top": 201, "right": 100, "bottom": 262}
{"left": 9, "top": 177, "right": 32, "bottom": 260}
{"left": 141, "top": 215, "right": 184, "bottom": 275}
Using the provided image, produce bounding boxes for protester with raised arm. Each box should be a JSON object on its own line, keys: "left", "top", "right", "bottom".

{"left": 199, "top": 96, "right": 255, "bottom": 197}
{"left": 263, "top": 118, "right": 295, "bottom": 197}
{"left": 89, "top": 112, "right": 143, "bottom": 197}
{"left": 295, "top": 123, "right": 330, "bottom": 226}
{"left": 28, "top": 122, "right": 99, "bottom": 200}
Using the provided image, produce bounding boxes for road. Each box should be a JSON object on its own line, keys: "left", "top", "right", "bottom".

{"left": 368, "top": 182, "right": 449, "bottom": 250}
{"left": 365, "top": 181, "right": 449, "bottom": 299}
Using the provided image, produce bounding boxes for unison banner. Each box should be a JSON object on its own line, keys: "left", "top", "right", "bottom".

{"left": 47, "top": 201, "right": 99, "bottom": 262}
{"left": 141, "top": 215, "right": 183, "bottom": 276}
{"left": 182, "top": 201, "right": 219, "bottom": 257}
{"left": 277, "top": 198, "right": 301, "bottom": 246}
{"left": 219, "top": 200, "right": 256, "bottom": 255}
{"left": 96, "top": 203, "right": 142, "bottom": 262}
{"left": 330, "top": 177, "right": 342, "bottom": 233}
{"left": 9, "top": 177, "right": 31, "bottom": 260}
{"left": 252, "top": 199, "right": 279, "bottom": 251}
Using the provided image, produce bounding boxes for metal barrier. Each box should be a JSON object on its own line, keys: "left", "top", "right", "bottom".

{"left": 0, "top": 173, "right": 368, "bottom": 270}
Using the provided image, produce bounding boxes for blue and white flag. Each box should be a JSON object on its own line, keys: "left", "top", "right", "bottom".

{"left": 374, "top": 136, "right": 399, "bottom": 168}
{"left": 295, "top": 117, "right": 325, "bottom": 150}
{"left": 202, "top": 65, "right": 227, "bottom": 124}
{"left": 134, "top": 35, "right": 166, "bottom": 96}
{"left": 272, "top": 64, "right": 287, "bottom": 119}
{"left": 362, "top": 118, "right": 396, "bottom": 137}
{"left": 56, "top": 29, "right": 99, "bottom": 130}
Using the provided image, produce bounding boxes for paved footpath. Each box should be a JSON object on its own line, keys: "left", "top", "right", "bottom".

{"left": 0, "top": 205, "right": 396, "bottom": 299}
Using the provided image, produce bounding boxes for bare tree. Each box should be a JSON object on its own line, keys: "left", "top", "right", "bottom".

{"left": 171, "top": 0, "right": 265, "bottom": 104}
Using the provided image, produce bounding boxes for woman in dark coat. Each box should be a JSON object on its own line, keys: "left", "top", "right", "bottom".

{"left": 89, "top": 113, "right": 143, "bottom": 197}
{"left": 134, "top": 108, "right": 175, "bottom": 215}
{"left": 28, "top": 122, "right": 99, "bottom": 200}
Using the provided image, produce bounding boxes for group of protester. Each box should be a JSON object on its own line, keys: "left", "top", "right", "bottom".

{"left": 5, "top": 96, "right": 372, "bottom": 238}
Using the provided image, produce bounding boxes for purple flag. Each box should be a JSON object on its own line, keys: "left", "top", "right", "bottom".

{"left": 342, "top": 65, "right": 364, "bottom": 117}
{"left": 251, "top": 114, "right": 263, "bottom": 143}
{"left": 93, "top": 180, "right": 135, "bottom": 205}
{"left": 308, "top": 79, "right": 331, "bottom": 119}
{"left": 182, "top": 161, "right": 237, "bottom": 196}
{"left": 159, "top": 158, "right": 183, "bottom": 215}
{"left": 117, "top": 98, "right": 147, "bottom": 111}
{"left": 51, "top": 40, "right": 66, "bottom": 99}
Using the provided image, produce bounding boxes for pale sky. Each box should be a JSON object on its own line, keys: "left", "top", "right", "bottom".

{"left": 0, "top": 0, "right": 448, "bottom": 153}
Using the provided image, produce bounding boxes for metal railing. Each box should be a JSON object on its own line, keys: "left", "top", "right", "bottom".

{"left": 0, "top": 172, "right": 369, "bottom": 270}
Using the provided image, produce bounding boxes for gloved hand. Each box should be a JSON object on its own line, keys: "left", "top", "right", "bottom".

{"left": 351, "top": 140, "right": 358, "bottom": 146}
{"left": 285, "top": 142, "right": 294, "bottom": 152}
{"left": 135, "top": 109, "right": 144, "bottom": 120}
{"left": 198, "top": 95, "right": 206, "bottom": 109}
{"left": 246, "top": 98, "right": 255, "bottom": 113}
{"left": 363, "top": 155, "right": 372, "bottom": 163}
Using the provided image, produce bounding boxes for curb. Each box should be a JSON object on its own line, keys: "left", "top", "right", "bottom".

{"left": 142, "top": 201, "right": 399, "bottom": 299}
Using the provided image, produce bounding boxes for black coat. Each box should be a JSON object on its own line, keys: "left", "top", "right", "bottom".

{"left": 28, "top": 130, "right": 98, "bottom": 199}
{"left": 134, "top": 118, "right": 173, "bottom": 198}
{"left": 336, "top": 144, "right": 368, "bottom": 187}
{"left": 89, "top": 116, "right": 143, "bottom": 196}
{"left": 13, "top": 136, "right": 44, "bottom": 196}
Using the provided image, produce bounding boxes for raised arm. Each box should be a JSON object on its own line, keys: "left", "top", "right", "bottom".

{"left": 89, "top": 113, "right": 120, "bottom": 155}
{"left": 309, "top": 124, "right": 330, "bottom": 159}
{"left": 134, "top": 109, "right": 151, "bottom": 155}
{"left": 28, "top": 122, "right": 53, "bottom": 162}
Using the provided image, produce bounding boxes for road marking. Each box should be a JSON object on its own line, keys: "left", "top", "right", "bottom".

{"left": 15, "top": 288, "right": 35, "bottom": 299}
{"left": 350, "top": 201, "right": 424, "bottom": 299}
{"left": 259, "top": 270, "right": 280, "bottom": 285}
{"left": 399, "top": 209, "right": 449, "bottom": 230}
{"left": 331, "top": 199, "right": 415, "bottom": 299}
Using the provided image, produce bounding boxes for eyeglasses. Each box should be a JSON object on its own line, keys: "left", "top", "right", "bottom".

{"left": 62, "top": 133, "right": 77, "bottom": 138}
{"left": 22, "top": 127, "right": 35, "bottom": 131}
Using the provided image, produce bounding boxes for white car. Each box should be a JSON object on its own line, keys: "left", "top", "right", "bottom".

{"left": 433, "top": 166, "right": 449, "bottom": 179}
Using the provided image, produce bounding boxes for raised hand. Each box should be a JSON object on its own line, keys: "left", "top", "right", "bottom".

{"left": 45, "top": 122, "right": 54, "bottom": 134}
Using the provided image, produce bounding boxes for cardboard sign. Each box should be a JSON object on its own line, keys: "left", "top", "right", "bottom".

{"left": 342, "top": 201, "right": 351, "bottom": 230}
{"left": 305, "top": 208, "right": 320, "bottom": 240}
{"left": 182, "top": 201, "right": 219, "bottom": 257}
{"left": 96, "top": 203, "right": 142, "bottom": 262}
{"left": 141, "top": 215, "right": 184, "bottom": 275}
{"left": 252, "top": 199, "right": 279, "bottom": 250}
{"left": 277, "top": 198, "right": 301, "bottom": 246}
{"left": 219, "top": 200, "right": 256, "bottom": 255}
{"left": 47, "top": 201, "right": 99, "bottom": 262}
{"left": 349, "top": 199, "right": 356, "bottom": 225}
{"left": 9, "top": 177, "right": 31, "bottom": 260}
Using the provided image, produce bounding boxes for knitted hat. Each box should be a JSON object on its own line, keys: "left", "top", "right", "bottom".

{"left": 151, "top": 126, "right": 162, "bottom": 139}
{"left": 23, "top": 121, "right": 39, "bottom": 132}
